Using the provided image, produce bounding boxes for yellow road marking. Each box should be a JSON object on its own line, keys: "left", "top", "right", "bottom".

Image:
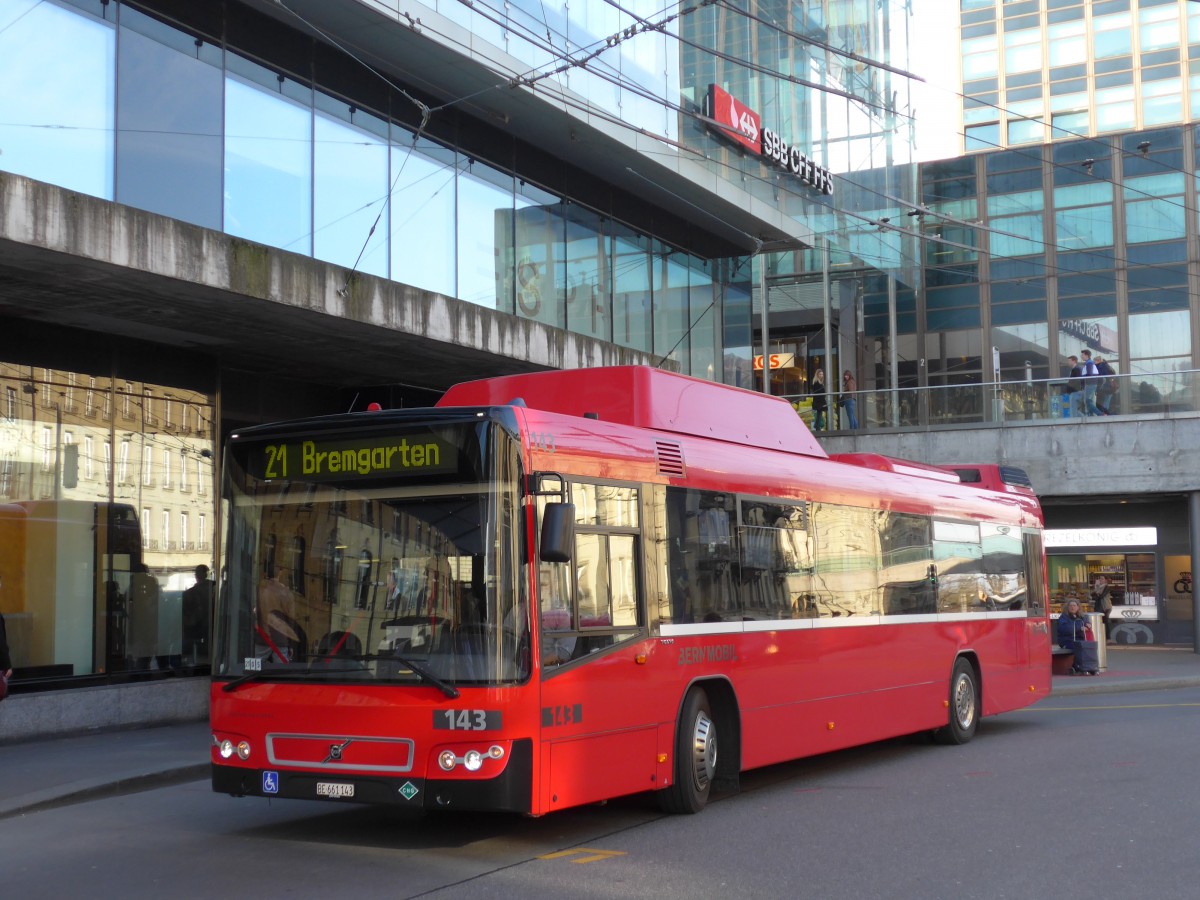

{"left": 539, "top": 848, "right": 627, "bottom": 864}
{"left": 1033, "top": 702, "right": 1200, "bottom": 711}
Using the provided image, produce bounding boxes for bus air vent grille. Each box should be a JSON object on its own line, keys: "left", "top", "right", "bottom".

{"left": 655, "top": 441, "right": 685, "bottom": 477}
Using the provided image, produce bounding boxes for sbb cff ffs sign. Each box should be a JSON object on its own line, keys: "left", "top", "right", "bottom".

{"left": 754, "top": 353, "right": 796, "bottom": 371}
{"left": 706, "top": 85, "right": 834, "bottom": 197}
{"left": 707, "top": 84, "right": 761, "bottom": 154}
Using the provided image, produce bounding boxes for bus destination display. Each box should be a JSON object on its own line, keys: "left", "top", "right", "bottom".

{"left": 248, "top": 434, "right": 459, "bottom": 482}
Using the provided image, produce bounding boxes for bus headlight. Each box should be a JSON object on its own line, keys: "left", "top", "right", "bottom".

{"left": 219, "top": 739, "right": 235, "bottom": 759}
{"left": 463, "top": 750, "right": 484, "bottom": 771}
{"left": 236, "top": 740, "right": 252, "bottom": 760}
{"left": 438, "top": 749, "right": 458, "bottom": 771}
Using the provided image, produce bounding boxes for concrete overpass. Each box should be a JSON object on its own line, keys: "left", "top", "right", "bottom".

{"left": 820, "top": 415, "right": 1200, "bottom": 504}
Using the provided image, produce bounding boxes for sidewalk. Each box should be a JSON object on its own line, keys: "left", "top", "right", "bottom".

{"left": 2, "top": 646, "right": 1199, "bottom": 820}
{"left": 1049, "top": 644, "right": 1200, "bottom": 696}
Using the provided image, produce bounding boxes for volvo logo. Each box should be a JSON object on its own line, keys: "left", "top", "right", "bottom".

{"left": 324, "top": 739, "right": 354, "bottom": 764}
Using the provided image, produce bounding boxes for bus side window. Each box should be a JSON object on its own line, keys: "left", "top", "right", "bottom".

{"left": 539, "top": 562, "right": 575, "bottom": 666}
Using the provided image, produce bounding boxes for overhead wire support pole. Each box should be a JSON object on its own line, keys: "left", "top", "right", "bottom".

{"left": 760, "top": 256, "right": 770, "bottom": 396}
{"left": 822, "top": 239, "right": 832, "bottom": 427}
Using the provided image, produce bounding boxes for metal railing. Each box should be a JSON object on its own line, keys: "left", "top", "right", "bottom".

{"left": 783, "top": 368, "right": 1200, "bottom": 433}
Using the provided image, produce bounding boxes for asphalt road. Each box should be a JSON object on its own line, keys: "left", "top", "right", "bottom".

{"left": 3, "top": 688, "right": 1198, "bottom": 900}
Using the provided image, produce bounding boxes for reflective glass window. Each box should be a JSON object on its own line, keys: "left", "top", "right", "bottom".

{"left": 991, "top": 321, "right": 1049, "bottom": 382}
{"left": 989, "top": 213, "right": 1044, "bottom": 257}
{"left": 565, "top": 206, "right": 610, "bottom": 341}
{"left": 1004, "top": 28, "right": 1042, "bottom": 74}
{"left": 313, "top": 104, "right": 388, "bottom": 278}
{"left": 224, "top": 66, "right": 313, "bottom": 254}
{"left": 1128, "top": 310, "right": 1190, "bottom": 414}
{"left": 512, "top": 181, "right": 565, "bottom": 327}
{"left": 116, "top": 9, "right": 222, "bottom": 229}
{"left": 962, "top": 35, "right": 999, "bottom": 80}
{"left": 0, "top": 0, "right": 114, "bottom": 198}
{"left": 811, "top": 504, "right": 880, "bottom": 617}
{"left": 1054, "top": 206, "right": 1113, "bottom": 250}
{"left": 1047, "top": 20, "right": 1086, "bottom": 66}
{"left": 457, "top": 161, "right": 513, "bottom": 310}
{"left": 1095, "top": 85, "right": 1136, "bottom": 132}
{"left": 612, "top": 228, "right": 653, "bottom": 353}
{"left": 1140, "top": 5, "right": 1181, "bottom": 52}
{"left": 1126, "top": 173, "right": 1185, "bottom": 243}
{"left": 1142, "top": 77, "right": 1183, "bottom": 125}
{"left": 390, "top": 135, "right": 456, "bottom": 296}
{"left": 1053, "top": 182, "right": 1113, "bottom": 250}
{"left": 0, "top": 363, "right": 215, "bottom": 685}
{"left": 655, "top": 247, "right": 691, "bottom": 372}
{"left": 1093, "top": 12, "right": 1132, "bottom": 59}
{"left": 965, "top": 123, "right": 1001, "bottom": 153}
{"left": 687, "top": 256, "right": 718, "bottom": 382}
{"left": 1051, "top": 110, "right": 1089, "bottom": 140}
{"left": 1129, "top": 310, "right": 1190, "bottom": 360}
{"left": 1007, "top": 118, "right": 1043, "bottom": 144}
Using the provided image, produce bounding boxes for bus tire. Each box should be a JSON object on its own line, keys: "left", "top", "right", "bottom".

{"left": 658, "top": 687, "right": 716, "bottom": 814}
{"left": 933, "top": 657, "right": 978, "bottom": 745}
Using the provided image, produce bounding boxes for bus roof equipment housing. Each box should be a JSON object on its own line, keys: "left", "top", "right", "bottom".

{"left": 438, "top": 365, "right": 829, "bottom": 459}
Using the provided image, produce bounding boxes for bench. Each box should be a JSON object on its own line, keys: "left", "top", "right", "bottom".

{"left": 1051, "top": 646, "right": 1074, "bottom": 675}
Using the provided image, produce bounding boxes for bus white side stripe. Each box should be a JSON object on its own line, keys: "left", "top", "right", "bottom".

{"left": 660, "top": 610, "right": 1027, "bottom": 637}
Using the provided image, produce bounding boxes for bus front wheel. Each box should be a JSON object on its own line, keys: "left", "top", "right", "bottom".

{"left": 933, "top": 658, "right": 978, "bottom": 745}
{"left": 658, "top": 687, "right": 716, "bottom": 814}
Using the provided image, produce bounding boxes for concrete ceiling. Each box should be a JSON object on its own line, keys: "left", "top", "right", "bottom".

{"left": 0, "top": 236, "right": 547, "bottom": 394}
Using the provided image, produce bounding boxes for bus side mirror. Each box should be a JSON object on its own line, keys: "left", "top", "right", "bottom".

{"left": 540, "top": 502, "right": 575, "bottom": 563}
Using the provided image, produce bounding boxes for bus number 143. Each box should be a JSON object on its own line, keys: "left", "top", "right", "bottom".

{"left": 435, "top": 709, "right": 500, "bottom": 731}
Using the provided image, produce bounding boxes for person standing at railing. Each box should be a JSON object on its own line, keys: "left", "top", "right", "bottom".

{"left": 810, "top": 368, "right": 828, "bottom": 431}
{"left": 1095, "top": 355, "right": 1116, "bottom": 415}
{"left": 1081, "top": 349, "right": 1103, "bottom": 416}
{"left": 838, "top": 370, "right": 859, "bottom": 429}
{"left": 1064, "top": 355, "right": 1083, "bottom": 416}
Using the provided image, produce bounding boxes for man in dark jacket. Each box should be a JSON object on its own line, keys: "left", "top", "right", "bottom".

{"left": 1065, "top": 355, "right": 1083, "bottom": 416}
{"left": 1095, "top": 355, "right": 1116, "bottom": 414}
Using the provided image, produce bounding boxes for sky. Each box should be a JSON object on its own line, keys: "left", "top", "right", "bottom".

{"left": 908, "top": 1, "right": 965, "bottom": 162}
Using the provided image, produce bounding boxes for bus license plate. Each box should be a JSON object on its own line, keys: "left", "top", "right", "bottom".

{"left": 316, "top": 782, "right": 355, "bottom": 798}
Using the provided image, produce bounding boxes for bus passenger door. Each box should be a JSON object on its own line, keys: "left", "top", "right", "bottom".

{"left": 537, "top": 488, "right": 654, "bottom": 812}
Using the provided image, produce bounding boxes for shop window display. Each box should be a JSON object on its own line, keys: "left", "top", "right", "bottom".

{"left": 0, "top": 362, "right": 215, "bottom": 688}
{"left": 1049, "top": 551, "right": 1159, "bottom": 643}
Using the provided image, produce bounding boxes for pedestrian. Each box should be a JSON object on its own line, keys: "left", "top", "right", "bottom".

{"left": 810, "top": 368, "right": 828, "bottom": 430}
{"left": 1091, "top": 574, "right": 1113, "bottom": 641}
{"left": 1095, "top": 355, "right": 1117, "bottom": 415}
{"left": 839, "top": 370, "right": 859, "bottom": 429}
{"left": 1, "top": 575, "right": 13, "bottom": 700}
{"left": 1081, "top": 349, "right": 1102, "bottom": 416}
{"left": 1056, "top": 598, "right": 1089, "bottom": 656}
{"left": 182, "top": 564, "right": 214, "bottom": 665}
{"left": 1064, "top": 355, "right": 1083, "bottom": 416}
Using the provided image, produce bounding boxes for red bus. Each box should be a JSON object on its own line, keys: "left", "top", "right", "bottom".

{"left": 210, "top": 366, "right": 1050, "bottom": 815}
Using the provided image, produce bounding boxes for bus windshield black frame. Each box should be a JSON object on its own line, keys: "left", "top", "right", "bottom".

{"left": 213, "top": 409, "right": 529, "bottom": 688}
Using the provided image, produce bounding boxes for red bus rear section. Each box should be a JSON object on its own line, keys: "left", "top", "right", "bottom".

{"left": 210, "top": 366, "right": 1051, "bottom": 816}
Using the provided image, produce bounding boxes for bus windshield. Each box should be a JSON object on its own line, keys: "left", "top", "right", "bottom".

{"left": 213, "top": 414, "right": 528, "bottom": 688}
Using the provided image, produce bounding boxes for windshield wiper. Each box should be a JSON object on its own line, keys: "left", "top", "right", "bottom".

{"left": 220, "top": 667, "right": 312, "bottom": 693}
{"left": 221, "top": 656, "right": 460, "bottom": 698}
{"left": 376, "top": 654, "right": 460, "bottom": 698}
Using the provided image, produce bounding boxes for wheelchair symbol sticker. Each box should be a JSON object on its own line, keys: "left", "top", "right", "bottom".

{"left": 263, "top": 771, "right": 280, "bottom": 794}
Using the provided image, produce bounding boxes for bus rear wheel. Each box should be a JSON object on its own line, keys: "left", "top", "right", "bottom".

{"left": 658, "top": 687, "right": 716, "bottom": 814}
{"left": 933, "top": 658, "right": 978, "bottom": 745}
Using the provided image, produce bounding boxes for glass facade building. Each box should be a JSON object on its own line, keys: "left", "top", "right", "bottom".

{"left": 0, "top": 0, "right": 924, "bottom": 700}
{"left": 959, "top": 0, "right": 1200, "bottom": 153}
